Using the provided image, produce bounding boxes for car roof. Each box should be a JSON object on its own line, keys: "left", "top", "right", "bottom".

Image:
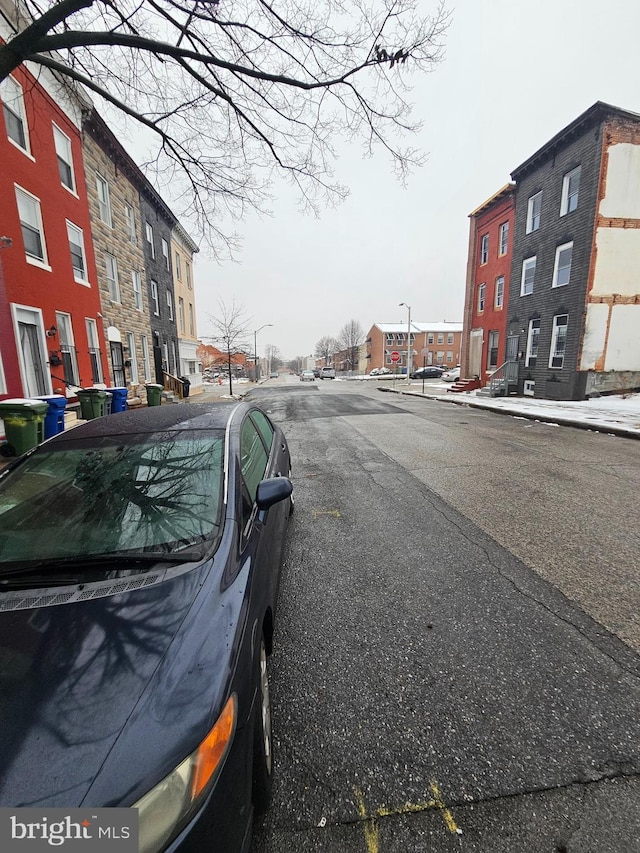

{"left": 48, "top": 401, "right": 246, "bottom": 444}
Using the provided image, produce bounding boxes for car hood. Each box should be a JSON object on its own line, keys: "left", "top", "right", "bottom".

{"left": 0, "top": 559, "right": 230, "bottom": 808}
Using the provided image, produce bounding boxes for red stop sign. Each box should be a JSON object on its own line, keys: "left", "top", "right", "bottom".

{"left": 391, "top": 351, "right": 400, "bottom": 363}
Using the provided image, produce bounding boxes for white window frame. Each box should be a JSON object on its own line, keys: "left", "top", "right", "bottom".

{"left": 447, "top": 333, "right": 454, "bottom": 345}
{"left": 525, "top": 318, "right": 540, "bottom": 367}
{"left": 1, "top": 75, "right": 31, "bottom": 155}
{"left": 427, "top": 333, "right": 434, "bottom": 344}
{"left": 480, "top": 234, "right": 489, "bottom": 264}
{"left": 487, "top": 330, "right": 500, "bottom": 370}
{"left": 66, "top": 220, "right": 88, "bottom": 284}
{"left": 53, "top": 124, "right": 76, "bottom": 193}
{"left": 0, "top": 351, "right": 6, "bottom": 394}
{"left": 141, "top": 334, "right": 151, "bottom": 381}
{"left": 552, "top": 241, "right": 573, "bottom": 288}
{"left": 186, "top": 262, "right": 192, "bottom": 289}
{"left": 495, "top": 276, "right": 504, "bottom": 308}
{"left": 520, "top": 256, "right": 536, "bottom": 296}
{"left": 55, "top": 311, "right": 79, "bottom": 385}
{"left": 477, "top": 283, "right": 486, "bottom": 313}
{"left": 178, "top": 297, "right": 185, "bottom": 334}
{"left": 105, "top": 252, "right": 120, "bottom": 303}
{"left": 162, "top": 239, "right": 170, "bottom": 271}
{"left": 15, "top": 185, "right": 49, "bottom": 268}
{"left": 124, "top": 204, "right": 137, "bottom": 243}
{"left": 498, "top": 221, "right": 509, "bottom": 256}
{"left": 560, "top": 166, "right": 581, "bottom": 216}
{"left": 549, "top": 314, "right": 568, "bottom": 369}
{"left": 188, "top": 302, "right": 194, "bottom": 336}
{"left": 85, "top": 317, "right": 104, "bottom": 383}
{"left": 167, "top": 288, "right": 174, "bottom": 320}
{"left": 146, "top": 223, "right": 155, "bottom": 259}
{"left": 96, "top": 174, "right": 112, "bottom": 227}
{"left": 526, "top": 192, "right": 542, "bottom": 233}
{"left": 132, "top": 270, "right": 143, "bottom": 311}
{"left": 151, "top": 279, "right": 159, "bottom": 315}
{"left": 127, "top": 331, "right": 138, "bottom": 383}
{"left": 175, "top": 252, "right": 182, "bottom": 280}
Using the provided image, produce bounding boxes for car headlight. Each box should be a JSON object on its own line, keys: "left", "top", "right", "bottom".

{"left": 133, "top": 694, "right": 237, "bottom": 853}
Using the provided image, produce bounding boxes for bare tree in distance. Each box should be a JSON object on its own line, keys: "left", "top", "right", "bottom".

{"left": 205, "top": 299, "right": 250, "bottom": 396}
{"left": 338, "top": 319, "right": 365, "bottom": 373}
{"left": 315, "top": 335, "right": 339, "bottom": 365}
{"left": 0, "top": 0, "right": 450, "bottom": 255}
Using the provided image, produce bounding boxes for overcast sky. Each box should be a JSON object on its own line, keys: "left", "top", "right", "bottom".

{"left": 180, "top": 0, "right": 640, "bottom": 361}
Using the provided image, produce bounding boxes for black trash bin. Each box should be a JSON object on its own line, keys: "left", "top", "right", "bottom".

{"left": 179, "top": 376, "right": 191, "bottom": 398}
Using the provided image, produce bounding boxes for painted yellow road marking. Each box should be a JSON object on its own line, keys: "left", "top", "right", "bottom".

{"left": 354, "top": 788, "right": 379, "bottom": 853}
{"left": 354, "top": 781, "right": 462, "bottom": 849}
{"left": 429, "top": 781, "right": 462, "bottom": 835}
{"left": 312, "top": 509, "right": 341, "bottom": 518}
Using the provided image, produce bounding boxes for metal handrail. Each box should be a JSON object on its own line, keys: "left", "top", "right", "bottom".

{"left": 489, "top": 360, "right": 519, "bottom": 396}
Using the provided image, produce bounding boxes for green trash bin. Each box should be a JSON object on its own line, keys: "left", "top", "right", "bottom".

{"left": 145, "top": 383, "right": 164, "bottom": 407}
{"left": 0, "top": 398, "right": 48, "bottom": 457}
{"left": 77, "top": 388, "right": 112, "bottom": 420}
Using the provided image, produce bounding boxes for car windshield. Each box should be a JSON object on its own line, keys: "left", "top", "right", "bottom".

{"left": 0, "top": 431, "right": 225, "bottom": 567}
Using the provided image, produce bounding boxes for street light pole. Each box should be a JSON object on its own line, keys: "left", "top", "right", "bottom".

{"left": 399, "top": 302, "right": 412, "bottom": 381}
{"left": 253, "top": 323, "right": 273, "bottom": 382}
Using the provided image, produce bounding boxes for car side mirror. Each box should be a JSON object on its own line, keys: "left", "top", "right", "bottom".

{"left": 256, "top": 477, "right": 293, "bottom": 520}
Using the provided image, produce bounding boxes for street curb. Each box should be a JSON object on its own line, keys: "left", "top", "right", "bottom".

{"left": 377, "top": 386, "right": 640, "bottom": 440}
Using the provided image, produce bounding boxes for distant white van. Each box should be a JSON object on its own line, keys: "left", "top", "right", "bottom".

{"left": 320, "top": 366, "right": 336, "bottom": 379}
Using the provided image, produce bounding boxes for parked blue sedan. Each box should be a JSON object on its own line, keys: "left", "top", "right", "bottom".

{"left": 0, "top": 402, "right": 293, "bottom": 853}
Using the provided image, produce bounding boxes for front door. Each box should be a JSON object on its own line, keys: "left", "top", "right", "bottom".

{"left": 15, "top": 307, "right": 49, "bottom": 396}
{"left": 110, "top": 341, "right": 126, "bottom": 386}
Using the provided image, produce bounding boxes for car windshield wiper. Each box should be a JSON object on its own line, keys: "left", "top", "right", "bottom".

{"left": 0, "top": 548, "right": 205, "bottom": 579}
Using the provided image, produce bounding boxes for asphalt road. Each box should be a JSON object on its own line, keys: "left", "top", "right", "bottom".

{"left": 246, "top": 377, "right": 640, "bottom": 853}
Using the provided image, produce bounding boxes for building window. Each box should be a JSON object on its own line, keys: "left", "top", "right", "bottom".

{"left": 162, "top": 239, "right": 170, "bottom": 271}
{"left": 86, "top": 318, "right": 103, "bottom": 383}
{"left": 105, "top": 253, "right": 120, "bottom": 302}
{"left": 499, "top": 221, "right": 509, "bottom": 256}
{"left": 175, "top": 252, "right": 182, "bottom": 280}
{"left": 477, "top": 283, "right": 486, "bottom": 313}
{"left": 53, "top": 124, "right": 75, "bottom": 192}
{"left": 188, "top": 303, "right": 194, "bottom": 336}
{"left": 552, "top": 242, "right": 573, "bottom": 288}
{"left": 186, "top": 263, "right": 192, "bottom": 289}
{"left": 141, "top": 334, "right": 151, "bottom": 381}
{"left": 124, "top": 204, "right": 137, "bottom": 243}
{"left": 396, "top": 333, "right": 405, "bottom": 345}
{"left": 15, "top": 186, "right": 48, "bottom": 266}
{"left": 549, "top": 314, "right": 568, "bottom": 369}
{"left": 487, "top": 330, "right": 499, "bottom": 369}
{"left": 151, "top": 280, "right": 159, "bottom": 315}
{"left": 178, "top": 297, "right": 185, "bottom": 333}
{"left": 437, "top": 333, "right": 444, "bottom": 344}
{"left": 526, "top": 192, "right": 542, "bottom": 233}
{"left": 447, "top": 333, "right": 454, "bottom": 345}
{"left": 132, "top": 270, "right": 142, "bottom": 310}
{"left": 446, "top": 351, "right": 453, "bottom": 363}
{"left": 146, "top": 222, "right": 155, "bottom": 258}
{"left": 96, "top": 174, "right": 112, "bottom": 226}
{"left": 167, "top": 288, "right": 174, "bottom": 320}
{"left": 525, "top": 318, "right": 540, "bottom": 366}
{"left": 127, "top": 331, "right": 138, "bottom": 383}
{"left": 55, "top": 312, "right": 79, "bottom": 386}
{"left": 386, "top": 333, "right": 394, "bottom": 346}
{"left": 561, "top": 166, "right": 580, "bottom": 215}
{"left": 521, "top": 257, "right": 536, "bottom": 296}
{"left": 427, "top": 333, "right": 434, "bottom": 344}
{"left": 1, "top": 76, "right": 30, "bottom": 153}
{"left": 480, "top": 234, "right": 489, "bottom": 264}
{"left": 494, "top": 275, "right": 505, "bottom": 308}
{"left": 436, "top": 351, "right": 444, "bottom": 364}
{"left": 66, "top": 221, "right": 88, "bottom": 283}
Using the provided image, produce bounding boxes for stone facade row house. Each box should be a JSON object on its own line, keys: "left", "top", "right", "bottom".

{"left": 462, "top": 102, "right": 640, "bottom": 401}
{"left": 0, "top": 13, "right": 202, "bottom": 411}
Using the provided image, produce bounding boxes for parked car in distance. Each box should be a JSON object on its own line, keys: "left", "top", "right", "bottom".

{"left": 319, "top": 366, "right": 336, "bottom": 379}
{"left": 300, "top": 369, "right": 315, "bottom": 381}
{"left": 312, "top": 368, "right": 321, "bottom": 378}
{"left": 269, "top": 371, "right": 279, "bottom": 378}
{"left": 410, "top": 366, "right": 445, "bottom": 380}
{"left": 0, "top": 402, "right": 293, "bottom": 853}
{"left": 370, "top": 367, "right": 392, "bottom": 376}
{"left": 441, "top": 366, "right": 461, "bottom": 382}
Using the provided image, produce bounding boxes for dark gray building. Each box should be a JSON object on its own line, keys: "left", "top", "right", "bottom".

{"left": 139, "top": 193, "right": 180, "bottom": 384}
{"left": 505, "top": 102, "right": 640, "bottom": 401}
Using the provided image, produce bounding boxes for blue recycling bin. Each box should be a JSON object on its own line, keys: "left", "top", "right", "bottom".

{"left": 105, "top": 387, "right": 129, "bottom": 413}
{"left": 35, "top": 394, "right": 67, "bottom": 439}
